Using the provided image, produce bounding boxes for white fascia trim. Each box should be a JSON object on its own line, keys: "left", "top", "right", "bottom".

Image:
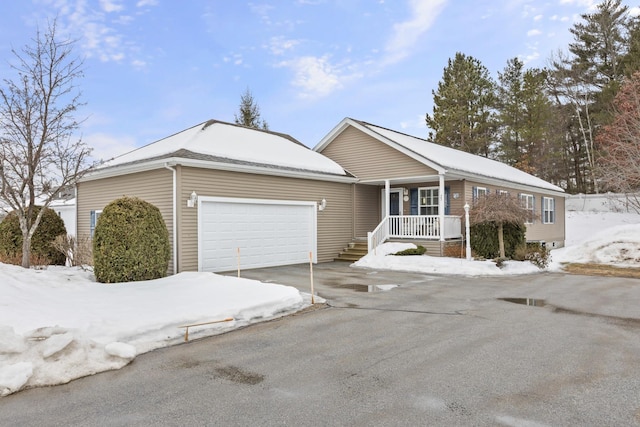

{"left": 359, "top": 175, "right": 441, "bottom": 185}
{"left": 315, "top": 118, "right": 446, "bottom": 174}
{"left": 81, "top": 157, "right": 358, "bottom": 184}
{"left": 446, "top": 171, "right": 566, "bottom": 196}
{"left": 313, "top": 118, "right": 352, "bottom": 152}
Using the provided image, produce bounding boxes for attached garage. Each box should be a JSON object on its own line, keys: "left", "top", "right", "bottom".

{"left": 78, "top": 119, "right": 357, "bottom": 274}
{"left": 198, "top": 197, "right": 317, "bottom": 272}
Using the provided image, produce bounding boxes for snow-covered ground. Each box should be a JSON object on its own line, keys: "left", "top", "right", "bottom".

{"left": 355, "top": 211, "right": 640, "bottom": 275}
{"left": 0, "top": 211, "right": 638, "bottom": 396}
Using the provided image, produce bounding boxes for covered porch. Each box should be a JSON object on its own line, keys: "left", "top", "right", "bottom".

{"left": 362, "top": 175, "right": 463, "bottom": 253}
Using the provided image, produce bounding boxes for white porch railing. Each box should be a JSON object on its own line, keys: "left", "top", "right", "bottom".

{"left": 367, "top": 215, "right": 462, "bottom": 253}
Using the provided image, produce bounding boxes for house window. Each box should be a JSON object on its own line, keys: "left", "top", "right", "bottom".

{"left": 519, "top": 194, "right": 535, "bottom": 224}
{"left": 90, "top": 210, "right": 102, "bottom": 237}
{"left": 473, "top": 186, "right": 488, "bottom": 202}
{"left": 498, "top": 190, "right": 509, "bottom": 196}
{"left": 419, "top": 187, "right": 439, "bottom": 215}
{"left": 542, "top": 197, "right": 555, "bottom": 224}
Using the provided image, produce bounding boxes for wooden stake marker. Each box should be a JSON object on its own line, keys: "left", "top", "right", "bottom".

{"left": 237, "top": 247, "right": 241, "bottom": 278}
{"left": 309, "top": 251, "right": 315, "bottom": 304}
{"left": 179, "top": 317, "right": 234, "bottom": 342}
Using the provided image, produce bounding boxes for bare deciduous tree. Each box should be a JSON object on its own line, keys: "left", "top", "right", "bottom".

{"left": 596, "top": 70, "right": 640, "bottom": 212}
{"left": 0, "top": 19, "right": 92, "bottom": 268}
{"left": 470, "top": 193, "right": 533, "bottom": 259}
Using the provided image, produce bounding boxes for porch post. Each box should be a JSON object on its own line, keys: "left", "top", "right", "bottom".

{"left": 438, "top": 173, "right": 445, "bottom": 241}
{"left": 384, "top": 179, "right": 390, "bottom": 218}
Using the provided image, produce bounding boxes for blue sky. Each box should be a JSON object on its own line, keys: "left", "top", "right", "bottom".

{"left": 0, "top": 0, "right": 638, "bottom": 162}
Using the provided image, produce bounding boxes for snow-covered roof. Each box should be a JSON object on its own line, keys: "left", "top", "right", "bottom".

{"left": 317, "top": 118, "right": 564, "bottom": 193}
{"left": 97, "top": 120, "right": 348, "bottom": 178}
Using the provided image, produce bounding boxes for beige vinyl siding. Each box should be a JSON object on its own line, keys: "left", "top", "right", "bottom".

{"left": 462, "top": 180, "right": 565, "bottom": 247}
{"left": 178, "top": 166, "right": 353, "bottom": 271}
{"left": 77, "top": 168, "right": 175, "bottom": 274}
{"left": 320, "top": 126, "right": 436, "bottom": 180}
{"left": 523, "top": 194, "right": 565, "bottom": 247}
{"left": 354, "top": 184, "right": 380, "bottom": 238}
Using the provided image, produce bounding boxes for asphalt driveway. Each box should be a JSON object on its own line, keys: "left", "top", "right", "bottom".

{"left": 1, "top": 263, "right": 639, "bottom": 426}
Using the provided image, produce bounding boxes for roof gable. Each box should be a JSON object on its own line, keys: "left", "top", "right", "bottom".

{"left": 315, "top": 118, "right": 563, "bottom": 193}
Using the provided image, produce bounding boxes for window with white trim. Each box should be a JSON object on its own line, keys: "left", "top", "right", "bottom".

{"left": 473, "top": 186, "right": 488, "bottom": 203}
{"left": 90, "top": 210, "right": 102, "bottom": 237}
{"left": 542, "top": 197, "right": 555, "bottom": 224}
{"left": 498, "top": 190, "right": 509, "bottom": 196}
{"left": 419, "top": 187, "right": 439, "bottom": 215}
{"left": 519, "top": 194, "right": 535, "bottom": 224}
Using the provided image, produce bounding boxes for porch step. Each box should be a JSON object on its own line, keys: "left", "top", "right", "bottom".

{"left": 334, "top": 241, "right": 369, "bottom": 262}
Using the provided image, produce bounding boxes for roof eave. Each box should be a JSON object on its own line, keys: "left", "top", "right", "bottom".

{"left": 446, "top": 170, "right": 566, "bottom": 196}
{"left": 80, "top": 157, "right": 358, "bottom": 184}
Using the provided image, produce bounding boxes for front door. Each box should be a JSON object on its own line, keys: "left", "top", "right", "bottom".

{"left": 381, "top": 188, "right": 403, "bottom": 217}
{"left": 390, "top": 191, "right": 400, "bottom": 215}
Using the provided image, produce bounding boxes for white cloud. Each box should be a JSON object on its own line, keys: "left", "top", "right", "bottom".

{"left": 131, "top": 59, "right": 146, "bottom": 69}
{"left": 223, "top": 53, "right": 244, "bottom": 66}
{"left": 533, "top": 14, "right": 543, "bottom": 21}
{"left": 278, "top": 55, "right": 345, "bottom": 99}
{"left": 520, "top": 51, "right": 540, "bottom": 64}
{"left": 249, "top": 3, "right": 275, "bottom": 25}
{"left": 84, "top": 132, "right": 139, "bottom": 163}
{"left": 629, "top": 7, "right": 640, "bottom": 17}
{"left": 38, "top": 0, "right": 157, "bottom": 68}
{"left": 527, "top": 29, "right": 542, "bottom": 36}
{"left": 99, "top": 0, "right": 124, "bottom": 13}
{"left": 136, "top": 0, "right": 158, "bottom": 6}
{"left": 558, "top": 0, "right": 599, "bottom": 11}
{"left": 267, "top": 36, "right": 301, "bottom": 56}
{"left": 383, "top": 0, "right": 448, "bottom": 65}
{"left": 400, "top": 115, "right": 426, "bottom": 131}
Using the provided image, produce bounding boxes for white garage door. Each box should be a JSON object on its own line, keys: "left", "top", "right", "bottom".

{"left": 198, "top": 197, "right": 317, "bottom": 272}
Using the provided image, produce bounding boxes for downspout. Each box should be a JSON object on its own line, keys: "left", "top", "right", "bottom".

{"left": 164, "top": 163, "right": 178, "bottom": 274}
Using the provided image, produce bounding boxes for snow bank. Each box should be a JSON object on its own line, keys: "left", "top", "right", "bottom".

{"left": 0, "top": 266, "right": 304, "bottom": 396}
{"left": 354, "top": 243, "right": 542, "bottom": 276}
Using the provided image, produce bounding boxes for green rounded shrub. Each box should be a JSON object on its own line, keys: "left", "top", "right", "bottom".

{"left": 469, "top": 222, "right": 525, "bottom": 259}
{"left": 393, "top": 245, "right": 427, "bottom": 256}
{"left": 0, "top": 206, "right": 67, "bottom": 265}
{"left": 93, "top": 196, "right": 170, "bottom": 283}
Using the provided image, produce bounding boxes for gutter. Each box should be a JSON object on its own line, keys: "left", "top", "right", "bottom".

{"left": 80, "top": 157, "right": 358, "bottom": 184}
{"left": 164, "top": 163, "right": 178, "bottom": 274}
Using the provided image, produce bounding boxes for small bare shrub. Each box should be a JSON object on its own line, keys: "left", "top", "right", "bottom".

{"left": 443, "top": 241, "right": 465, "bottom": 258}
{"left": 514, "top": 242, "right": 550, "bottom": 269}
{"left": 52, "top": 234, "right": 93, "bottom": 267}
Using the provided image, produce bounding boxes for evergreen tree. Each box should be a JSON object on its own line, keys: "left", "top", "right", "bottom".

{"left": 234, "top": 88, "right": 269, "bottom": 130}
{"left": 621, "top": 16, "right": 640, "bottom": 76}
{"left": 547, "top": 0, "right": 633, "bottom": 193}
{"left": 426, "top": 52, "right": 497, "bottom": 157}
{"left": 569, "top": 0, "right": 629, "bottom": 88}
{"left": 495, "top": 59, "right": 560, "bottom": 181}
{"left": 496, "top": 58, "right": 525, "bottom": 167}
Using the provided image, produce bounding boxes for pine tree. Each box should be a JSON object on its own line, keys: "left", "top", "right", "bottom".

{"left": 495, "top": 59, "right": 558, "bottom": 179}
{"left": 234, "top": 88, "right": 269, "bottom": 130}
{"left": 496, "top": 58, "right": 525, "bottom": 167}
{"left": 425, "top": 52, "right": 496, "bottom": 157}
{"left": 547, "top": 0, "right": 633, "bottom": 193}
